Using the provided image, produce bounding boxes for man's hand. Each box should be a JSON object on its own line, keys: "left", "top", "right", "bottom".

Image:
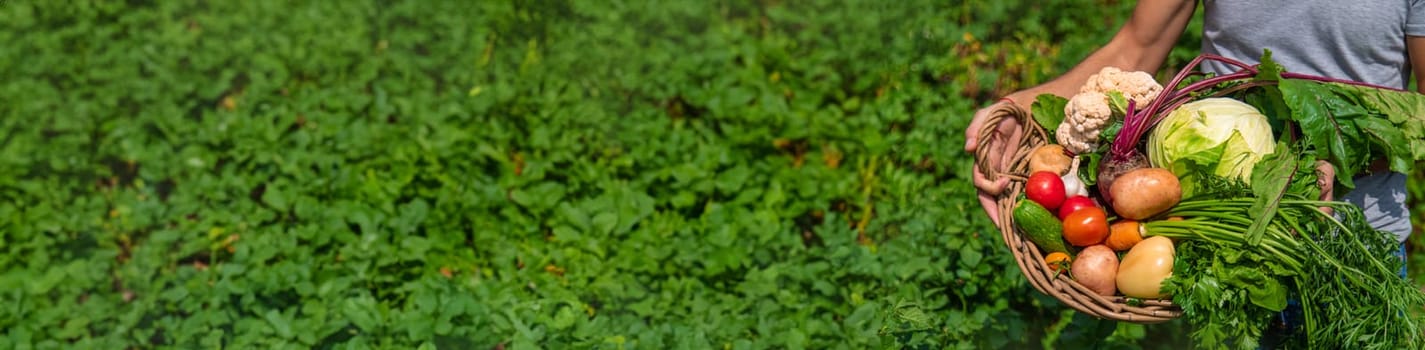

{"left": 1316, "top": 160, "right": 1335, "bottom": 215}
{"left": 966, "top": 99, "right": 1025, "bottom": 227}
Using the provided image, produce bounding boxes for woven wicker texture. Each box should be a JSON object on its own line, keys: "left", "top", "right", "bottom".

{"left": 973, "top": 102, "right": 1182, "bottom": 323}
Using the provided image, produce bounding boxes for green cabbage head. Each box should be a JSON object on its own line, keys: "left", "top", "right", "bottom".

{"left": 1147, "top": 97, "right": 1275, "bottom": 196}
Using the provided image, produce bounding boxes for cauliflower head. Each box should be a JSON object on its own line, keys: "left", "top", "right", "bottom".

{"left": 1080, "top": 67, "right": 1163, "bottom": 107}
{"left": 1059, "top": 91, "right": 1112, "bottom": 154}
{"left": 1054, "top": 67, "right": 1164, "bottom": 154}
{"left": 1057, "top": 123, "right": 1097, "bottom": 155}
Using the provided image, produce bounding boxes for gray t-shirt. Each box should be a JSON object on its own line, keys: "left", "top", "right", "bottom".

{"left": 1200, "top": 0, "right": 1425, "bottom": 242}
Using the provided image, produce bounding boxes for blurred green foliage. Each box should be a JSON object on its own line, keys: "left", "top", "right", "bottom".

{"left": 0, "top": 1, "right": 1416, "bottom": 349}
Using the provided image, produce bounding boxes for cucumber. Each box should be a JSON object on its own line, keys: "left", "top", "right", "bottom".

{"left": 1012, "top": 199, "right": 1071, "bottom": 254}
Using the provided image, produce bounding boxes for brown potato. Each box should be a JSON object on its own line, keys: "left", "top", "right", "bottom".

{"left": 1109, "top": 168, "right": 1181, "bottom": 220}
{"left": 1029, "top": 145, "right": 1072, "bottom": 175}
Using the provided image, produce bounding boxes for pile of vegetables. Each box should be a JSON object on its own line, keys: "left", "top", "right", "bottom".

{"left": 1012, "top": 51, "right": 1425, "bottom": 349}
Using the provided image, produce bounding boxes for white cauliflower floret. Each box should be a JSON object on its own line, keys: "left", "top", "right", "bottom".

{"left": 1079, "top": 67, "right": 1127, "bottom": 95}
{"left": 1080, "top": 67, "right": 1163, "bottom": 106}
{"left": 1059, "top": 91, "right": 1112, "bottom": 154}
{"left": 1057, "top": 124, "right": 1097, "bottom": 155}
{"left": 1065, "top": 92, "right": 1112, "bottom": 133}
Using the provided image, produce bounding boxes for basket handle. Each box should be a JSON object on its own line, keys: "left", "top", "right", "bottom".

{"left": 971, "top": 101, "right": 1048, "bottom": 227}
{"left": 972, "top": 103, "right": 1048, "bottom": 188}
{"left": 973, "top": 102, "right": 1031, "bottom": 185}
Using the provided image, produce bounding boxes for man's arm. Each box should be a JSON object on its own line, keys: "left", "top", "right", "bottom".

{"left": 1003, "top": 0, "right": 1198, "bottom": 104}
{"left": 1409, "top": 36, "right": 1425, "bottom": 92}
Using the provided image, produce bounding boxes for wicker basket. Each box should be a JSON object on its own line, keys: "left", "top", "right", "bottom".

{"left": 973, "top": 102, "right": 1182, "bottom": 323}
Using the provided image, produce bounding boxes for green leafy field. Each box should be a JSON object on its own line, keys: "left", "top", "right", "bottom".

{"left": 0, "top": 1, "right": 1418, "bottom": 349}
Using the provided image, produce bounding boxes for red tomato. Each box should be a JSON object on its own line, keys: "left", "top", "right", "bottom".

{"left": 1058, "top": 195, "right": 1097, "bottom": 220}
{"left": 1025, "top": 171, "right": 1066, "bottom": 210}
{"left": 1063, "top": 207, "right": 1110, "bottom": 246}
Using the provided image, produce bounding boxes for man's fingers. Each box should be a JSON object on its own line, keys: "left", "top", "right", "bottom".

{"left": 978, "top": 192, "right": 1003, "bottom": 228}
{"left": 996, "top": 118, "right": 1023, "bottom": 174}
{"left": 967, "top": 99, "right": 1023, "bottom": 226}
{"left": 973, "top": 164, "right": 1011, "bottom": 197}
{"left": 966, "top": 100, "right": 1016, "bottom": 152}
{"left": 965, "top": 108, "right": 989, "bottom": 152}
{"left": 1316, "top": 160, "right": 1335, "bottom": 215}
{"left": 973, "top": 159, "right": 1011, "bottom": 225}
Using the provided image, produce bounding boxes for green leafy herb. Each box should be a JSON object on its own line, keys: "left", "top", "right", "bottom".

{"left": 1097, "top": 119, "right": 1124, "bottom": 146}
{"left": 1243, "top": 141, "right": 1297, "bottom": 246}
{"left": 1151, "top": 168, "right": 1425, "bottom": 349}
{"left": 1032, "top": 94, "right": 1070, "bottom": 142}
{"left": 1078, "top": 150, "right": 1103, "bottom": 186}
{"left": 1106, "top": 90, "right": 1129, "bottom": 116}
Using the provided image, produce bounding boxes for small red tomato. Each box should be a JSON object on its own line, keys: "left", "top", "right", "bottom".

{"left": 1025, "top": 171, "right": 1066, "bottom": 210}
{"left": 1058, "top": 195, "right": 1097, "bottom": 220}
